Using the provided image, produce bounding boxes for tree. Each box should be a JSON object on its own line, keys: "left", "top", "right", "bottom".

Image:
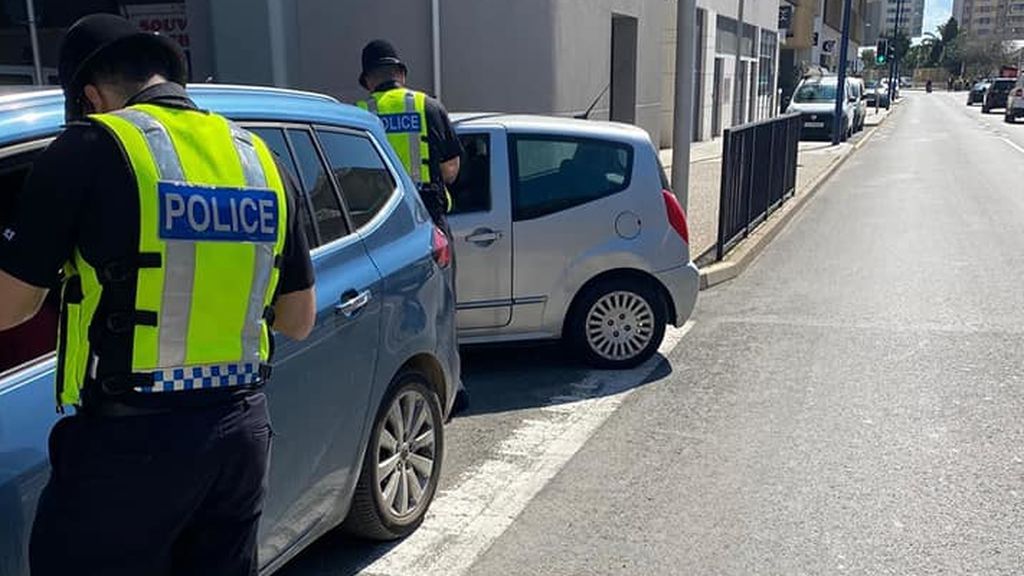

{"left": 960, "top": 38, "right": 1011, "bottom": 78}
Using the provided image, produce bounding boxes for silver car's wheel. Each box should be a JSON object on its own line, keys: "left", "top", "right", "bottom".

{"left": 568, "top": 277, "right": 667, "bottom": 369}
{"left": 585, "top": 291, "right": 656, "bottom": 362}
{"left": 342, "top": 372, "right": 444, "bottom": 540}
{"left": 375, "top": 390, "right": 436, "bottom": 521}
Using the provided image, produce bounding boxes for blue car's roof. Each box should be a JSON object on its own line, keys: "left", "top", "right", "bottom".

{"left": 0, "top": 84, "right": 381, "bottom": 146}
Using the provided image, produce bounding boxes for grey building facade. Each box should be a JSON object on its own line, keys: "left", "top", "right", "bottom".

{"left": 2, "top": 0, "right": 781, "bottom": 148}
{"left": 190, "top": 0, "right": 666, "bottom": 141}
{"left": 661, "top": 0, "right": 781, "bottom": 146}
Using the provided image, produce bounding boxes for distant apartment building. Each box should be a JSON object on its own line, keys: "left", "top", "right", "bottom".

{"left": 879, "top": 0, "right": 925, "bottom": 37}
{"left": 864, "top": 0, "right": 884, "bottom": 45}
{"left": 954, "top": 0, "right": 1024, "bottom": 39}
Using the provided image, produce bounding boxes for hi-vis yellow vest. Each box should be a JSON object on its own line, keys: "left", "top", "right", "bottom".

{"left": 357, "top": 87, "right": 430, "bottom": 184}
{"left": 55, "top": 104, "right": 288, "bottom": 407}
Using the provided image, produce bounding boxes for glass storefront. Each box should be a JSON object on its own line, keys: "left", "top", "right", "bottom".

{"left": 0, "top": 0, "right": 186, "bottom": 86}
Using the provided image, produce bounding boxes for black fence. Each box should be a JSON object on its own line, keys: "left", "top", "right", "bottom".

{"left": 715, "top": 113, "right": 802, "bottom": 261}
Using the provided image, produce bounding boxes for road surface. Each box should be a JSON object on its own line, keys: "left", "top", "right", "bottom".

{"left": 282, "top": 91, "right": 1024, "bottom": 575}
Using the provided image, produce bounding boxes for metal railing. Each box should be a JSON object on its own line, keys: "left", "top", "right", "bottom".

{"left": 715, "top": 112, "right": 801, "bottom": 261}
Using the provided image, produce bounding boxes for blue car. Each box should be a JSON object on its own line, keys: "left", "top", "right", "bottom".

{"left": 0, "top": 85, "right": 460, "bottom": 574}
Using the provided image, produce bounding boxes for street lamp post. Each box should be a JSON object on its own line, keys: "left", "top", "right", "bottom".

{"left": 888, "top": 0, "right": 904, "bottom": 103}
{"left": 831, "top": 0, "right": 853, "bottom": 146}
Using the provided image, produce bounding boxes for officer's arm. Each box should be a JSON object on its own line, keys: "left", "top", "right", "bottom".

{"left": 441, "top": 156, "right": 460, "bottom": 186}
{"left": 273, "top": 288, "right": 315, "bottom": 341}
{"left": 0, "top": 270, "right": 47, "bottom": 331}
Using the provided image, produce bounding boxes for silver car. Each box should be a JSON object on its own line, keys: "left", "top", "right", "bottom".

{"left": 448, "top": 115, "right": 699, "bottom": 368}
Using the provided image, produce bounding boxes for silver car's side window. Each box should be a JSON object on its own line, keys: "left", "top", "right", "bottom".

{"left": 510, "top": 135, "right": 633, "bottom": 222}
{"left": 449, "top": 133, "right": 491, "bottom": 215}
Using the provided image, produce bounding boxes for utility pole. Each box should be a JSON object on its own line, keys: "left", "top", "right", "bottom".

{"left": 832, "top": 0, "right": 853, "bottom": 146}
{"left": 888, "top": 0, "right": 904, "bottom": 103}
{"left": 25, "top": 0, "right": 42, "bottom": 86}
{"left": 733, "top": 0, "right": 746, "bottom": 126}
{"left": 671, "top": 0, "right": 697, "bottom": 210}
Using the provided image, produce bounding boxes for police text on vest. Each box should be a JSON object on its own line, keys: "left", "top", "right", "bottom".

{"left": 158, "top": 182, "right": 279, "bottom": 243}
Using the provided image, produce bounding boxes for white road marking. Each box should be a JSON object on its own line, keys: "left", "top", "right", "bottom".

{"left": 1000, "top": 137, "right": 1024, "bottom": 156}
{"left": 360, "top": 321, "right": 696, "bottom": 576}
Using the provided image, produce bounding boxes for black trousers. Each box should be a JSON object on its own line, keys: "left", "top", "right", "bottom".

{"left": 29, "top": 392, "right": 272, "bottom": 576}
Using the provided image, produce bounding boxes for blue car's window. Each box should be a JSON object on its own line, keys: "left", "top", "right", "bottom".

{"left": 511, "top": 136, "right": 633, "bottom": 221}
{"left": 316, "top": 130, "right": 396, "bottom": 230}
{"left": 0, "top": 146, "right": 59, "bottom": 377}
{"left": 287, "top": 129, "right": 350, "bottom": 244}
{"left": 248, "top": 127, "right": 318, "bottom": 247}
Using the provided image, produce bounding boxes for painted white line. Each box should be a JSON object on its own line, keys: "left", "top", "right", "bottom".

{"left": 360, "top": 321, "right": 697, "bottom": 576}
{"left": 1001, "top": 137, "right": 1024, "bottom": 156}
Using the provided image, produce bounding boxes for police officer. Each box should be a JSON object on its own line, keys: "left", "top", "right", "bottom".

{"left": 356, "top": 40, "right": 463, "bottom": 233}
{"left": 0, "top": 14, "right": 315, "bottom": 575}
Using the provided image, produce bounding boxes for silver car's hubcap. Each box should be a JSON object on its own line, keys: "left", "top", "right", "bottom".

{"left": 585, "top": 290, "right": 654, "bottom": 361}
{"left": 376, "top": 390, "right": 436, "bottom": 520}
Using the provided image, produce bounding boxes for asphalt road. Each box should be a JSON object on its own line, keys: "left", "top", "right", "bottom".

{"left": 282, "top": 92, "right": 1024, "bottom": 575}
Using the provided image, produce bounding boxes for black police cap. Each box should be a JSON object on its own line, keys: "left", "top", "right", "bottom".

{"left": 58, "top": 13, "right": 188, "bottom": 120}
{"left": 359, "top": 39, "right": 408, "bottom": 89}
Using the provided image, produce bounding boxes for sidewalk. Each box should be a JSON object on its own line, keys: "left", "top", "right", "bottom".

{"left": 661, "top": 105, "right": 892, "bottom": 261}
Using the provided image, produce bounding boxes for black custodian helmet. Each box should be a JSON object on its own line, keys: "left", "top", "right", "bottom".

{"left": 58, "top": 13, "right": 188, "bottom": 120}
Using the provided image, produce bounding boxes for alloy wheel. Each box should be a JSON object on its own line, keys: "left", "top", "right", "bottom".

{"left": 585, "top": 290, "right": 655, "bottom": 362}
{"left": 375, "top": 389, "right": 437, "bottom": 521}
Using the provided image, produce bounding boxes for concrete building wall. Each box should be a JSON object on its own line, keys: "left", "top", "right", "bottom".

{"left": 660, "top": 0, "right": 780, "bottom": 146}
{"left": 441, "top": 0, "right": 664, "bottom": 140}
{"left": 188, "top": 0, "right": 663, "bottom": 140}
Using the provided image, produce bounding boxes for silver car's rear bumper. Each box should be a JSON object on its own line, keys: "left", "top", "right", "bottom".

{"left": 655, "top": 262, "right": 700, "bottom": 327}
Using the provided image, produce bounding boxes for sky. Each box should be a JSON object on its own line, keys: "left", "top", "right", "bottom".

{"left": 922, "top": 0, "right": 953, "bottom": 36}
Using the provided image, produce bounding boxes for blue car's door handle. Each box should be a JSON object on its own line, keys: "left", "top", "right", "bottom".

{"left": 335, "top": 290, "right": 371, "bottom": 317}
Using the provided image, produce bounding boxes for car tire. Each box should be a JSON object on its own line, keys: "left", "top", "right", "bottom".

{"left": 341, "top": 371, "right": 444, "bottom": 541}
{"left": 983, "top": 105, "right": 991, "bottom": 114}
{"left": 1006, "top": 114, "right": 1015, "bottom": 124}
{"left": 567, "top": 277, "right": 667, "bottom": 369}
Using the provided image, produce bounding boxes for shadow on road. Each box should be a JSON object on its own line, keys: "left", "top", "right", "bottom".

{"left": 456, "top": 341, "right": 673, "bottom": 417}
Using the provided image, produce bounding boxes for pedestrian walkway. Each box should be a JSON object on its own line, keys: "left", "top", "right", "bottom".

{"left": 661, "top": 106, "right": 892, "bottom": 261}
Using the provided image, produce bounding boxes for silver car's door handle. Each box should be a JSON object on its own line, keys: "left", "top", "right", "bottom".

{"left": 335, "top": 290, "right": 371, "bottom": 317}
{"left": 465, "top": 229, "right": 503, "bottom": 246}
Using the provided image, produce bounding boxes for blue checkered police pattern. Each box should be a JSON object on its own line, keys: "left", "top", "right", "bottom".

{"left": 137, "top": 363, "right": 261, "bottom": 393}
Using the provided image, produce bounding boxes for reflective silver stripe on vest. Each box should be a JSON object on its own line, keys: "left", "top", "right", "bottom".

{"left": 112, "top": 109, "right": 194, "bottom": 369}
{"left": 227, "top": 121, "right": 276, "bottom": 363}
{"left": 364, "top": 97, "right": 379, "bottom": 114}
{"left": 404, "top": 91, "right": 423, "bottom": 184}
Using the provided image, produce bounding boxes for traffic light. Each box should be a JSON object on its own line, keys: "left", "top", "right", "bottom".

{"left": 875, "top": 39, "right": 889, "bottom": 65}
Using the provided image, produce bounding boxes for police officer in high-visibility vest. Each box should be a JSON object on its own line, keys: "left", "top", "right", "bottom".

{"left": 356, "top": 40, "right": 464, "bottom": 234}
{"left": 0, "top": 15, "right": 315, "bottom": 575}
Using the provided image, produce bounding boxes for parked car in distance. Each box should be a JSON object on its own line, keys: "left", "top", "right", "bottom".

{"left": 1005, "top": 77, "right": 1024, "bottom": 123}
{"left": 983, "top": 78, "right": 1016, "bottom": 113}
{"left": 786, "top": 75, "right": 855, "bottom": 141}
{"left": 0, "top": 85, "right": 460, "bottom": 575}
{"left": 447, "top": 114, "right": 699, "bottom": 369}
{"left": 849, "top": 77, "right": 867, "bottom": 132}
{"left": 968, "top": 79, "right": 991, "bottom": 106}
{"left": 863, "top": 80, "right": 891, "bottom": 109}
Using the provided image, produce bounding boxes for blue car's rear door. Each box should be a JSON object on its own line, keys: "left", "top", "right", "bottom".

{"left": 247, "top": 125, "right": 383, "bottom": 563}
